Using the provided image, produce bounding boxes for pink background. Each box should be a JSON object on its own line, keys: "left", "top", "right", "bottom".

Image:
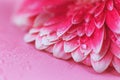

{"left": 0, "top": 0, "right": 120, "bottom": 80}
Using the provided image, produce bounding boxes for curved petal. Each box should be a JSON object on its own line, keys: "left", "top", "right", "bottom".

{"left": 29, "top": 28, "right": 40, "bottom": 34}
{"left": 64, "top": 37, "right": 80, "bottom": 53}
{"left": 110, "top": 41, "right": 120, "bottom": 59}
{"left": 114, "top": 0, "right": 120, "bottom": 12}
{"left": 90, "top": 27, "right": 104, "bottom": 54}
{"left": 91, "top": 51, "right": 113, "bottom": 73}
{"left": 24, "top": 33, "right": 36, "bottom": 42}
{"left": 72, "top": 10, "right": 84, "bottom": 24}
{"left": 112, "top": 57, "right": 120, "bottom": 73}
{"left": 53, "top": 41, "right": 71, "bottom": 59}
{"left": 91, "top": 35, "right": 110, "bottom": 61}
{"left": 85, "top": 19, "right": 95, "bottom": 37}
{"left": 57, "top": 18, "right": 72, "bottom": 37}
{"left": 106, "top": 8, "right": 120, "bottom": 34}
{"left": 80, "top": 35, "right": 92, "bottom": 56}
{"left": 106, "top": 0, "right": 114, "bottom": 11}
{"left": 35, "top": 36, "right": 48, "bottom": 50}
{"left": 77, "top": 24, "right": 85, "bottom": 37}
{"left": 82, "top": 56, "right": 91, "bottom": 66}
{"left": 71, "top": 47, "right": 87, "bottom": 62}
{"left": 94, "top": 2, "right": 105, "bottom": 17}
{"left": 33, "top": 12, "right": 54, "bottom": 27}
{"left": 94, "top": 13, "right": 106, "bottom": 29}
{"left": 39, "top": 24, "right": 57, "bottom": 36}
{"left": 62, "top": 32, "right": 77, "bottom": 41}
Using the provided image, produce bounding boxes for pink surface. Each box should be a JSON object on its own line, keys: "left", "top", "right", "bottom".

{"left": 0, "top": 0, "right": 120, "bottom": 80}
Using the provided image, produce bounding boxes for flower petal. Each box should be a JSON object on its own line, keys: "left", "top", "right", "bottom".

{"left": 35, "top": 36, "right": 48, "bottom": 50}
{"left": 94, "top": 2, "right": 105, "bottom": 17}
{"left": 85, "top": 19, "right": 95, "bottom": 37}
{"left": 29, "top": 28, "right": 40, "bottom": 34}
{"left": 91, "top": 51, "right": 112, "bottom": 73}
{"left": 110, "top": 41, "right": 120, "bottom": 59}
{"left": 53, "top": 42, "right": 71, "bottom": 59}
{"left": 62, "top": 32, "right": 77, "bottom": 41}
{"left": 71, "top": 47, "right": 87, "bottom": 62}
{"left": 24, "top": 33, "right": 36, "bottom": 42}
{"left": 106, "top": 8, "right": 120, "bottom": 34}
{"left": 72, "top": 10, "right": 84, "bottom": 24}
{"left": 91, "top": 37, "right": 110, "bottom": 61}
{"left": 77, "top": 24, "right": 85, "bottom": 37}
{"left": 94, "top": 13, "right": 105, "bottom": 29}
{"left": 106, "top": 0, "right": 114, "bottom": 11}
{"left": 57, "top": 18, "right": 72, "bottom": 37}
{"left": 90, "top": 27, "right": 104, "bottom": 54}
{"left": 112, "top": 57, "right": 120, "bottom": 73}
{"left": 64, "top": 37, "right": 80, "bottom": 53}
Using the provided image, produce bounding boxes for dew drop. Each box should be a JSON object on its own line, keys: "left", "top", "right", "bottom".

{"left": 81, "top": 44, "right": 87, "bottom": 49}
{"left": 23, "top": 61, "right": 32, "bottom": 71}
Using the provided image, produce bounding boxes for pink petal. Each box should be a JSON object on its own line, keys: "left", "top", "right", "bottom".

{"left": 67, "top": 25, "right": 78, "bottom": 33}
{"left": 64, "top": 37, "right": 80, "bottom": 53}
{"left": 72, "top": 10, "right": 84, "bottom": 24}
{"left": 91, "top": 36, "right": 110, "bottom": 61}
{"left": 106, "top": 8, "right": 120, "bottom": 34}
{"left": 110, "top": 41, "right": 120, "bottom": 59}
{"left": 57, "top": 18, "right": 72, "bottom": 37}
{"left": 114, "top": 0, "right": 120, "bottom": 12}
{"left": 77, "top": 24, "right": 85, "bottom": 37}
{"left": 90, "top": 27, "right": 104, "bottom": 54}
{"left": 82, "top": 56, "right": 91, "bottom": 66}
{"left": 85, "top": 19, "right": 95, "bottom": 37}
{"left": 94, "top": 13, "right": 105, "bottom": 29}
{"left": 43, "top": 15, "right": 65, "bottom": 26}
{"left": 94, "top": 2, "right": 105, "bottom": 17}
{"left": 24, "top": 33, "right": 36, "bottom": 42}
{"left": 114, "top": 33, "right": 120, "bottom": 41}
{"left": 33, "top": 12, "right": 54, "bottom": 27}
{"left": 84, "top": 13, "right": 92, "bottom": 23}
{"left": 53, "top": 41, "right": 71, "bottom": 59}
{"left": 29, "top": 28, "right": 40, "bottom": 34}
{"left": 45, "top": 45, "right": 53, "bottom": 53}
{"left": 71, "top": 47, "right": 87, "bottom": 62}
{"left": 106, "top": 0, "right": 114, "bottom": 11}
{"left": 41, "top": 36, "right": 57, "bottom": 46}
{"left": 112, "top": 57, "right": 120, "bottom": 73}
{"left": 39, "top": 24, "right": 57, "bottom": 36}
{"left": 91, "top": 51, "right": 112, "bottom": 73}
{"left": 79, "top": 36, "right": 92, "bottom": 56}
{"left": 46, "top": 33, "right": 59, "bottom": 42}
{"left": 62, "top": 32, "right": 77, "bottom": 41}
{"left": 35, "top": 36, "right": 48, "bottom": 50}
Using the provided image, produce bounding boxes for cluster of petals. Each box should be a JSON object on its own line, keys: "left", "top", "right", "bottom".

{"left": 13, "top": 0, "right": 120, "bottom": 73}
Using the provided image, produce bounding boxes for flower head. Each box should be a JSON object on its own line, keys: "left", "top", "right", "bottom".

{"left": 14, "top": 0, "right": 120, "bottom": 73}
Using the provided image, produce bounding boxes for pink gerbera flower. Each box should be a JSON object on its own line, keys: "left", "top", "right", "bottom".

{"left": 13, "top": 0, "right": 120, "bottom": 73}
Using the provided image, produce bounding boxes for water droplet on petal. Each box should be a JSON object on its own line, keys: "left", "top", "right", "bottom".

{"left": 81, "top": 44, "right": 87, "bottom": 49}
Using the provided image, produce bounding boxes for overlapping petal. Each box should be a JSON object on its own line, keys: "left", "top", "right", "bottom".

{"left": 14, "top": 0, "right": 120, "bottom": 73}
